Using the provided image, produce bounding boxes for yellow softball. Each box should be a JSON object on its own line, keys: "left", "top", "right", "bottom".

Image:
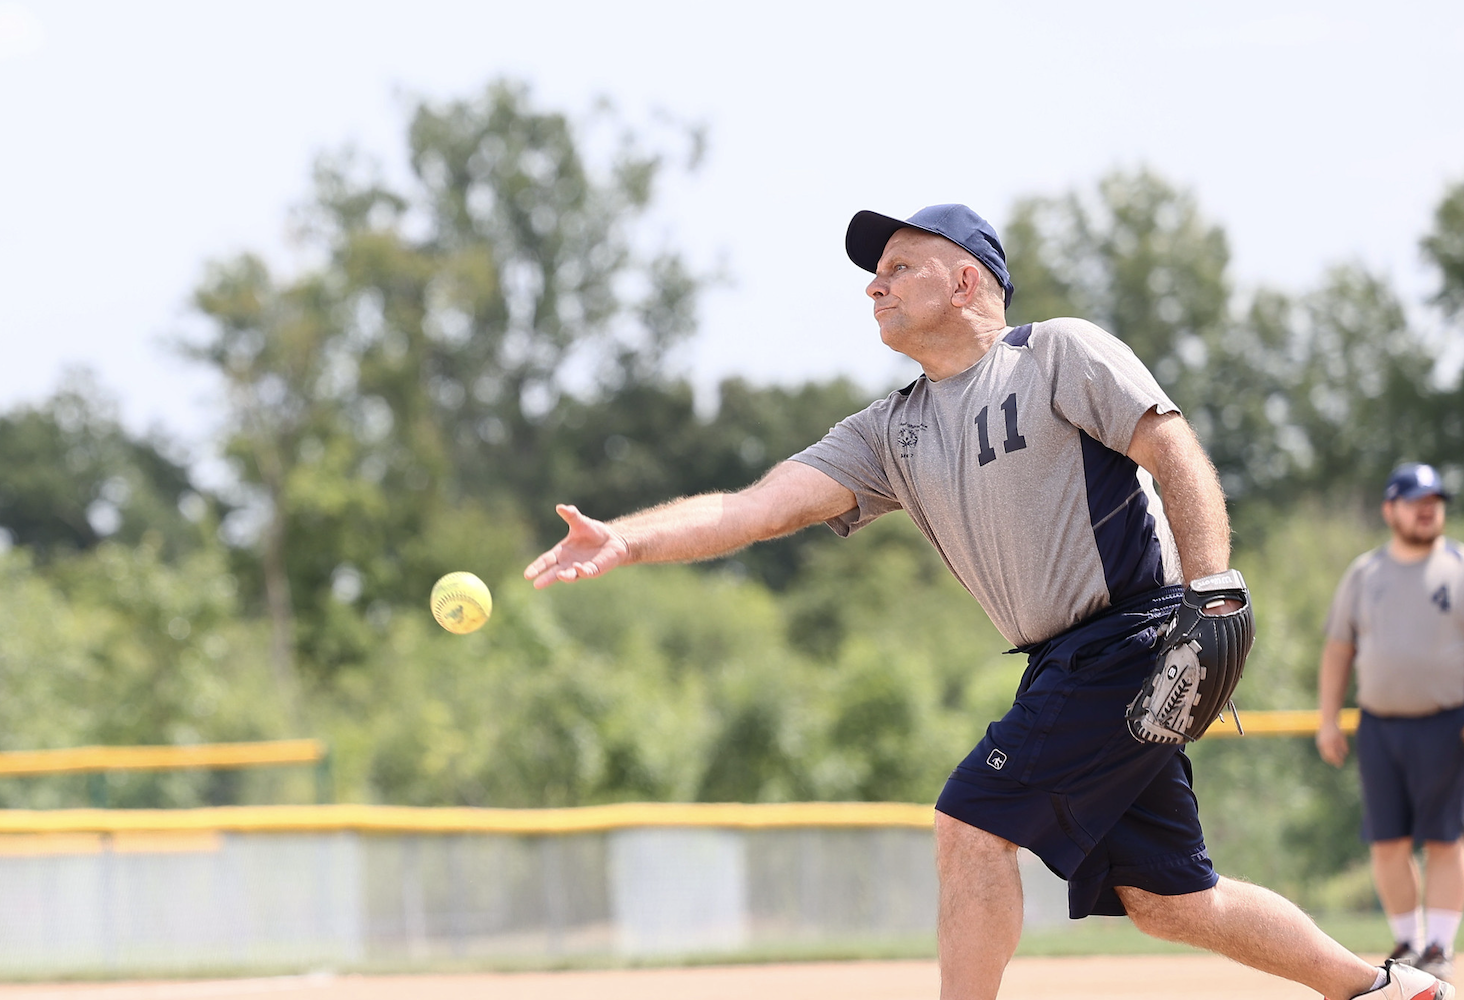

{"left": 429, "top": 572, "right": 493, "bottom": 635}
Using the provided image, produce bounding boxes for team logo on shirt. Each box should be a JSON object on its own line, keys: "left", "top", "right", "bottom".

{"left": 896, "top": 422, "right": 926, "bottom": 458}
{"left": 986, "top": 748, "right": 1007, "bottom": 770}
{"left": 1435, "top": 585, "right": 1452, "bottom": 613}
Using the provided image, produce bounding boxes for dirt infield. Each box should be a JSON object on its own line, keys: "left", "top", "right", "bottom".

{"left": 0, "top": 955, "right": 1329, "bottom": 999}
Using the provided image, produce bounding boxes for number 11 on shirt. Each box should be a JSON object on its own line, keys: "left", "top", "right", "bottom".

{"left": 975, "top": 392, "right": 1028, "bottom": 467}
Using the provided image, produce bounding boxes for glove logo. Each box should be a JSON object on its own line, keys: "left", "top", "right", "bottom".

{"left": 986, "top": 748, "right": 1007, "bottom": 770}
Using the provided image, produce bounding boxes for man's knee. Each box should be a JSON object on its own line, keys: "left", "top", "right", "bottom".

{"left": 1372, "top": 837, "right": 1414, "bottom": 858}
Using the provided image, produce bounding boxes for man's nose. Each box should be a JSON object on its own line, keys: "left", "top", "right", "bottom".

{"left": 866, "top": 276, "right": 885, "bottom": 299}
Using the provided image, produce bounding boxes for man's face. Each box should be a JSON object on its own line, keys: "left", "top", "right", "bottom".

{"left": 865, "top": 229, "right": 962, "bottom": 350}
{"left": 1383, "top": 493, "right": 1446, "bottom": 547}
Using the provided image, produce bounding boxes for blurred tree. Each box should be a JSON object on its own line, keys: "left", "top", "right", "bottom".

{"left": 1284, "top": 265, "right": 1441, "bottom": 502}
{"left": 1420, "top": 178, "right": 1464, "bottom": 481}
{"left": 188, "top": 257, "right": 346, "bottom": 700}
{"left": 1423, "top": 178, "right": 1464, "bottom": 322}
{"left": 187, "top": 80, "right": 705, "bottom": 682}
{"left": 0, "top": 371, "right": 207, "bottom": 561}
{"left": 301, "top": 80, "right": 706, "bottom": 523}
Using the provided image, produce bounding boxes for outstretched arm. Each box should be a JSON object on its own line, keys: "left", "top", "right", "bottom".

{"left": 1126, "top": 407, "right": 1231, "bottom": 583}
{"left": 523, "top": 460, "right": 857, "bottom": 589}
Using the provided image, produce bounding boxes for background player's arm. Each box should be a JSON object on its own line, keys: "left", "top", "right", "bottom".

{"left": 1316, "top": 638, "right": 1356, "bottom": 766}
{"left": 1125, "top": 407, "right": 1232, "bottom": 582}
{"left": 524, "top": 460, "right": 857, "bottom": 589}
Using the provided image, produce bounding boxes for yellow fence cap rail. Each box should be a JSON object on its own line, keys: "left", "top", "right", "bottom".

{"left": 0, "top": 801, "right": 936, "bottom": 836}
{"left": 0, "top": 739, "right": 326, "bottom": 777}
{"left": 1205, "top": 708, "right": 1360, "bottom": 738}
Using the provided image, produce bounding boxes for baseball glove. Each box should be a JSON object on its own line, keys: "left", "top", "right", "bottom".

{"left": 1126, "top": 569, "right": 1256, "bottom": 744}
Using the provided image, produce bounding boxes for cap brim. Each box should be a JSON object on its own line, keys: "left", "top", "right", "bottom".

{"left": 1396, "top": 487, "right": 1453, "bottom": 502}
{"left": 845, "top": 210, "right": 911, "bottom": 273}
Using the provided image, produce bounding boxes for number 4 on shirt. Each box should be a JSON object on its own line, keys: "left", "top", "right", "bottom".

{"left": 974, "top": 393, "right": 1027, "bottom": 467}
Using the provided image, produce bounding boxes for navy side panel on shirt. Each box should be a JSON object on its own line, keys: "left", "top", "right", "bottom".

{"left": 1080, "top": 432, "right": 1167, "bottom": 606}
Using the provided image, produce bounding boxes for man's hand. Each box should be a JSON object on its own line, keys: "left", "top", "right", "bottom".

{"left": 524, "top": 504, "right": 630, "bottom": 590}
{"left": 1316, "top": 722, "right": 1349, "bottom": 767}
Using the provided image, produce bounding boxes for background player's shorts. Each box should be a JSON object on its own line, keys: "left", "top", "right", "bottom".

{"left": 1357, "top": 705, "right": 1464, "bottom": 843}
{"left": 935, "top": 586, "right": 1218, "bottom": 918}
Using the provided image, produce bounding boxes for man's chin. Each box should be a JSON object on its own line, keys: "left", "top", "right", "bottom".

{"left": 1404, "top": 527, "right": 1444, "bottom": 546}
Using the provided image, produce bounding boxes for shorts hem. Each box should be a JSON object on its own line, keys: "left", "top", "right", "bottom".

{"left": 1067, "top": 849, "right": 1218, "bottom": 919}
{"left": 935, "top": 779, "right": 1087, "bottom": 879}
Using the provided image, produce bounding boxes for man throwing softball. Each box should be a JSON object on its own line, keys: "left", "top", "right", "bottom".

{"left": 525, "top": 204, "right": 1449, "bottom": 1000}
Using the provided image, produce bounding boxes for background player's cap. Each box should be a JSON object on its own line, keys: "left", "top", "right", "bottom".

{"left": 845, "top": 204, "right": 1015, "bottom": 308}
{"left": 1383, "top": 462, "right": 1453, "bottom": 502}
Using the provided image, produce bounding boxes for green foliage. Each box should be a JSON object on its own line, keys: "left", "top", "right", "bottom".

{"left": 0, "top": 541, "right": 290, "bottom": 808}
{"left": 0, "top": 372, "right": 205, "bottom": 560}
{"left": 1423, "top": 178, "right": 1464, "bottom": 321}
{"left": 185, "top": 80, "right": 710, "bottom": 687}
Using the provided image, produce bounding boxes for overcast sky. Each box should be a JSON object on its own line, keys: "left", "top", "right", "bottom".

{"left": 2, "top": 0, "right": 1462, "bottom": 468}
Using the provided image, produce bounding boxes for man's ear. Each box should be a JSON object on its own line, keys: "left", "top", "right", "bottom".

{"left": 950, "top": 263, "right": 983, "bottom": 306}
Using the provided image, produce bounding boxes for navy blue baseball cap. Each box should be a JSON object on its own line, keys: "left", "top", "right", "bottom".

{"left": 846, "top": 204, "right": 1015, "bottom": 307}
{"left": 1384, "top": 462, "right": 1452, "bottom": 502}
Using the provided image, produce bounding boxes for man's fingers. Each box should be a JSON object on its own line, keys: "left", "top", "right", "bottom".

{"left": 523, "top": 543, "right": 565, "bottom": 580}
{"left": 524, "top": 506, "right": 615, "bottom": 588}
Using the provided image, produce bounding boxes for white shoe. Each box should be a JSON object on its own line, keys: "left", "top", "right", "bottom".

{"left": 1348, "top": 960, "right": 1454, "bottom": 1000}
{"left": 1418, "top": 945, "right": 1456, "bottom": 983}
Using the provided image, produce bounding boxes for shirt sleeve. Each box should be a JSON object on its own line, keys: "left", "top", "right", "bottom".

{"left": 788, "top": 405, "right": 904, "bottom": 536}
{"left": 1323, "top": 557, "right": 1364, "bottom": 645}
{"left": 1034, "top": 317, "right": 1180, "bottom": 453}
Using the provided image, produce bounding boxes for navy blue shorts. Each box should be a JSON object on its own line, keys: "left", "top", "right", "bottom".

{"left": 935, "top": 587, "right": 1218, "bottom": 918}
{"left": 1357, "top": 706, "right": 1464, "bottom": 844}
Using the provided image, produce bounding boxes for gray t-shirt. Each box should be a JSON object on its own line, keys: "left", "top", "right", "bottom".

{"left": 1324, "top": 540, "right": 1464, "bottom": 716}
{"left": 790, "top": 317, "right": 1183, "bottom": 647}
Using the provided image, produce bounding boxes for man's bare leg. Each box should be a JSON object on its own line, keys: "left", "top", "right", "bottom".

{"left": 1117, "top": 878, "right": 1380, "bottom": 999}
{"left": 1424, "top": 840, "right": 1464, "bottom": 911}
{"left": 935, "top": 812, "right": 1023, "bottom": 1000}
{"left": 1373, "top": 837, "right": 1423, "bottom": 917}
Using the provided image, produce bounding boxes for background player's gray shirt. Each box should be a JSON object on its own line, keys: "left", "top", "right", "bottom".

{"left": 1325, "top": 540, "right": 1464, "bottom": 716}
{"left": 791, "top": 317, "right": 1182, "bottom": 648}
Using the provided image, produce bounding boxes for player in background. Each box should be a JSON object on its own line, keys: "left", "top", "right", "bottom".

{"left": 527, "top": 204, "right": 1450, "bottom": 1000}
{"left": 1319, "top": 463, "right": 1464, "bottom": 982}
